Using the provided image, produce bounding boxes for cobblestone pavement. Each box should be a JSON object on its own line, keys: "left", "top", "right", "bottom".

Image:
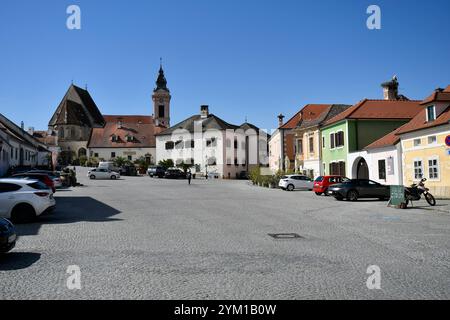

{"left": 1, "top": 167, "right": 449, "bottom": 299}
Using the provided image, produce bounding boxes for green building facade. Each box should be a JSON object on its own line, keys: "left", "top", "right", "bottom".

{"left": 321, "top": 119, "right": 408, "bottom": 177}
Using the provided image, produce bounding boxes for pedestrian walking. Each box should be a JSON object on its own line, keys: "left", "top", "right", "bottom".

{"left": 187, "top": 170, "right": 192, "bottom": 185}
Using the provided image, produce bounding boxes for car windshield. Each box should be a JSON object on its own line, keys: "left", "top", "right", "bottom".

{"left": 315, "top": 176, "right": 324, "bottom": 182}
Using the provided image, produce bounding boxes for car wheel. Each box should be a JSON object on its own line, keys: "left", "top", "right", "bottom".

{"left": 11, "top": 203, "right": 37, "bottom": 224}
{"left": 335, "top": 196, "right": 344, "bottom": 201}
{"left": 315, "top": 192, "right": 322, "bottom": 196}
{"left": 347, "top": 190, "right": 358, "bottom": 201}
{"left": 323, "top": 188, "right": 329, "bottom": 196}
{"left": 111, "top": 175, "right": 117, "bottom": 180}
{"left": 287, "top": 184, "right": 294, "bottom": 192}
{"left": 90, "top": 175, "right": 96, "bottom": 180}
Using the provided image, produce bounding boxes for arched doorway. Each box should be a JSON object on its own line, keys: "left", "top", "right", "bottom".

{"left": 78, "top": 148, "right": 87, "bottom": 158}
{"left": 356, "top": 158, "right": 369, "bottom": 179}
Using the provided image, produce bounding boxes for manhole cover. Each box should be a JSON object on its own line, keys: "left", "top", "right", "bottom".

{"left": 268, "top": 233, "right": 303, "bottom": 239}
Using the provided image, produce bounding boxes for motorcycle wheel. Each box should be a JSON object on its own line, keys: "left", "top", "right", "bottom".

{"left": 425, "top": 193, "right": 436, "bottom": 206}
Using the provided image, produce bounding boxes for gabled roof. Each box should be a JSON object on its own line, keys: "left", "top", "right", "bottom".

{"left": 88, "top": 115, "right": 161, "bottom": 148}
{"left": 296, "top": 104, "right": 351, "bottom": 130}
{"left": 0, "top": 113, "right": 45, "bottom": 149}
{"left": 396, "top": 106, "right": 450, "bottom": 135}
{"left": 49, "top": 84, "right": 105, "bottom": 127}
{"left": 420, "top": 86, "right": 450, "bottom": 105}
{"left": 323, "top": 99, "right": 423, "bottom": 126}
{"left": 366, "top": 86, "right": 450, "bottom": 143}
{"left": 54, "top": 100, "right": 90, "bottom": 126}
{"left": 280, "top": 110, "right": 302, "bottom": 129}
{"left": 72, "top": 85, "right": 105, "bottom": 125}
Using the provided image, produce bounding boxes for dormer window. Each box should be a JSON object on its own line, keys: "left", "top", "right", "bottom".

{"left": 426, "top": 105, "right": 436, "bottom": 122}
{"left": 111, "top": 134, "right": 118, "bottom": 142}
{"left": 126, "top": 135, "right": 134, "bottom": 142}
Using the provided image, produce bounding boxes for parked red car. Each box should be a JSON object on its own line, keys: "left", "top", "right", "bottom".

{"left": 313, "top": 176, "right": 347, "bottom": 196}
{"left": 11, "top": 173, "right": 56, "bottom": 193}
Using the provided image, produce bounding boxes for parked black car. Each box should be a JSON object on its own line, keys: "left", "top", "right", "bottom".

{"left": 121, "top": 165, "right": 138, "bottom": 176}
{"left": 327, "top": 179, "right": 390, "bottom": 201}
{"left": 0, "top": 218, "right": 17, "bottom": 254}
{"left": 165, "top": 168, "right": 187, "bottom": 179}
{"left": 147, "top": 166, "right": 166, "bottom": 178}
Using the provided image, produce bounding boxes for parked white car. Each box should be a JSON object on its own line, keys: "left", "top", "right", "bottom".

{"left": 88, "top": 168, "right": 120, "bottom": 180}
{"left": 0, "top": 179, "right": 56, "bottom": 223}
{"left": 279, "top": 175, "right": 314, "bottom": 191}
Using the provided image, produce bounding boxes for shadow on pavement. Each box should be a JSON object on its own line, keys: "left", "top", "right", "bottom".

{"left": 0, "top": 252, "right": 41, "bottom": 271}
{"left": 16, "top": 197, "right": 122, "bottom": 236}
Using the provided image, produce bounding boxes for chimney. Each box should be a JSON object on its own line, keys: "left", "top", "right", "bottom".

{"left": 278, "top": 114, "right": 285, "bottom": 127}
{"left": 21, "top": 121, "right": 24, "bottom": 131}
{"left": 381, "top": 76, "right": 399, "bottom": 100}
{"left": 28, "top": 127, "right": 35, "bottom": 136}
{"left": 117, "top": 119, "right": 123, "bottom": 129}
{"left": 200, "top": 105, "right": 209, "bottom": 119}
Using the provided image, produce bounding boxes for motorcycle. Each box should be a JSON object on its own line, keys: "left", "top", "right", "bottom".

{"left": 402, "top": 178, "right": 436, "bottom": 208}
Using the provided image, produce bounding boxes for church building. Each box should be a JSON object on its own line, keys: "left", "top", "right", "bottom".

{"left": 47, "top": 65, "right": 171, "bottom": 165}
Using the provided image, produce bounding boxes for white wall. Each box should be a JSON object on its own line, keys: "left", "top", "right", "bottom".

{"left": 268, "top": 130, "right": 281, "bottom": 173}
{"left": 348, "top": 145, "right": 402, "bottom": 185}
{"left": 156, "top": 125, "right": 264, "bottom": 178}
{"left": 89, "top": 147, "right": 156, "bottom": 163}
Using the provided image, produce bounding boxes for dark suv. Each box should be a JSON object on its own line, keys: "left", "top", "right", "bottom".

{"left": 147, "top": 166, "right": 166, "bottom": 178}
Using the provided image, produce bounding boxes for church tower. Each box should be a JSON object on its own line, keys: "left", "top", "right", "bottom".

{"left": 152, "top": 62, "right": 171, "bottom": 127}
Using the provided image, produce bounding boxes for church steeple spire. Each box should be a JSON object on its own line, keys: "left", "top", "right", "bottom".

{"left": 154, "top": 58, "right": 169, "bottom": 92}
{"left": 152, "top": 60, "right": 171, "bottom": 127}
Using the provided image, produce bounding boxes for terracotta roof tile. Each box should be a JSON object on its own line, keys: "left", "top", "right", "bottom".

{"left": 396, "top": 105, "right": 450, "bottom": 135}
{"left": 280, "top": 110, "right": 302, "bottom": 129}
{"left": 88, "top": 115, "right": 157, "bottom": 148}
{"left": 396, "top": 86, "right": 450, "bottom": 134}
{"left": 280, "top": 104, "right": 335, "bottom": 130}
{"left": 324, "top": 99, "right": 423, "bottom": 126}
{"left": 420, "top": 86, "right": 450, "bottom": 105}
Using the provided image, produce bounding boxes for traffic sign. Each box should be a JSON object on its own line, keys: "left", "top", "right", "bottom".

{"left": 446, "top": 135, "right": 450, "bottom": 147}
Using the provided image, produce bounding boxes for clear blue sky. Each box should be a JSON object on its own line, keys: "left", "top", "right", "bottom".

{"left": 1, "top": 0, "right": 449, "bottom": 131}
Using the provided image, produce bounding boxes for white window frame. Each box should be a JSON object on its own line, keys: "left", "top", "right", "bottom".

{"left": 427, "top": 156, "right": 440, "bottom": 181}
{"left": 427, "top": 135, "right": 437, "bottom": 145}
{"left": 426, "top": 105, "right": 436, "bottom": 122}
{"left": 413, "top": 138, "right": 422, "bottom": 147}
{"left": 413, "top": 158, "right": 423, "bottom": 180}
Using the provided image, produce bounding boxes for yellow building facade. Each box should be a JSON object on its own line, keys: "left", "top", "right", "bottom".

{"left": 398, "top": 86, "right": 450, "bottom": 198}
{"left": 401, "top": 127, "right": 450, "bottom": 198}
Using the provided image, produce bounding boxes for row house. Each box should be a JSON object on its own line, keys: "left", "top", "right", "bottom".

{"left": 156, "top": 105, "right": 269, "bottom": 179}
{"left": 0, "top": 113, "right": 50, "bottom": 176}
{"left": 396, "top": 86, "right": 450, "bottom": 198}
{"left": 292, "top": 104, "right": 351, "bottom": 178}
{"left": 322, "top": 78, "right": 422, "bottom": 179}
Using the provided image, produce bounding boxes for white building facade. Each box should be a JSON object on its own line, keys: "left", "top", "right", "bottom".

{"left": 156, "top": 106, "right": 269, "bottom": 178}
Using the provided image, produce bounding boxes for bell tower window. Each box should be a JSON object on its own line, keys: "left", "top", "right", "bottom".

{"left": 159, "top": 105, "right": 165, "bottom": 118}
